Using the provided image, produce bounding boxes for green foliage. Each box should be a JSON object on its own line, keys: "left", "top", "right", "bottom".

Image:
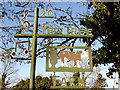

{"left": 14, "top": 80, "right": 26, "bottom": 88}
{"left": 13, "top": 73, "right": 108, "bottom": 89}
{"left": 13, "top": 75, "right": 52, "bottom": 89}
{"left": 81, "top": 2, "right": 120, "bottom": 76}
{"left": 36, "top": 77, "right": 51, "bottom": 89}
{"left": 14, "top": 79, "right": 30, "bottom": 88}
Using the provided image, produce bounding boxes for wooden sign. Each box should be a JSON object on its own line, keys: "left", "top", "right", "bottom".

{"left": 46, "top": 46, "right": 93, "bottom": 72}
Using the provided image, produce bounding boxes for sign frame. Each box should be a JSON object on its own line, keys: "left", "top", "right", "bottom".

{"left": 46, "top": 46, "right": 93, "bottom": 72}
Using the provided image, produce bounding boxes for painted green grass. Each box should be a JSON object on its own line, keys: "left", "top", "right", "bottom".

{"left": 46, "top": 66, "right": 93, "bottom": 72}
{"left": 58, "top": 66, "right": 82, "bottom": 69}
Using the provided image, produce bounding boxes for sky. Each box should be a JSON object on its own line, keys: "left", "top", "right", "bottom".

{"left": 0, "top": 2, "right": 119, "bottom": 88}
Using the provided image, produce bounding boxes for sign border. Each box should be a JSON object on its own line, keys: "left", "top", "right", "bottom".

{"left": 46, "top": 46, "right": 93, "bottom": 72}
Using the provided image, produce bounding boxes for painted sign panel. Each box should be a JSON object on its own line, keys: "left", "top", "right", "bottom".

{"left": 46, "top": 46, "right": 93, "bottom": 72}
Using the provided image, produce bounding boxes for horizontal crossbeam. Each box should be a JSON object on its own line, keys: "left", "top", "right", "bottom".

{"left": 14, "top": 34, "right": 33, "bottom": 38}
{"left": 14, "top": 34, "right": 93, "bottom": 38}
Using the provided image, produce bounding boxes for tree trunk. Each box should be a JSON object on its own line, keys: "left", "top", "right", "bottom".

{"left": 2, "top": 74, "right": 6, "bottom": 88}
